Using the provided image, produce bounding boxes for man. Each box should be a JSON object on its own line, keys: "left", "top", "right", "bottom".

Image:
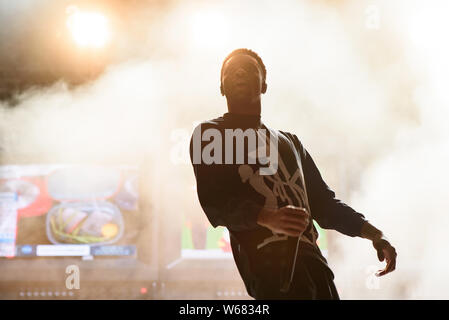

{"left": 189, "top": 48, "right": 397, "bottom": 299}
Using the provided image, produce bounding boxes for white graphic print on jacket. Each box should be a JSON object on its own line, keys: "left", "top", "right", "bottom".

{"left": 238, "top": 129, "right": 317, "bottom": 249}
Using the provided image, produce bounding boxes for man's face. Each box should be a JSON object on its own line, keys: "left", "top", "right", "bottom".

{"left": 221, "top": 54, "right": 265, "bottom": 105}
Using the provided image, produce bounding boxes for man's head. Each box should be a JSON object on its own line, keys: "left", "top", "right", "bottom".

{"left": 220, "top": 48, "right": 267, "bottom": 111}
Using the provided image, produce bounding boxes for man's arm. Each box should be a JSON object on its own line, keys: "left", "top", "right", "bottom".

{"left": 291, "top": 134, "right": 397, "bottom": 275}
{"left": 300, "top": 145, "right": 367, "bottom": 237}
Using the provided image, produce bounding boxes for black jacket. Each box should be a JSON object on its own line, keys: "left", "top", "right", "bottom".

{"left": 190, "top": 112, "right": 366, "bottom": 296}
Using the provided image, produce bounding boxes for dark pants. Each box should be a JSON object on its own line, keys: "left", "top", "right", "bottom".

{"left": 253, "top": 254, "right": 340, "bottom": 300}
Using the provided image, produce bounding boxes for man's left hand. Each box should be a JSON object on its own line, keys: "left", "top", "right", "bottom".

{"left": 373, "top": 238, "right": 397, "bottom": 277}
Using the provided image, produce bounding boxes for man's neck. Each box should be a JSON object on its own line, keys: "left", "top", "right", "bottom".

{"left": 226, "top": 99, "right": 261, "bottom": 116}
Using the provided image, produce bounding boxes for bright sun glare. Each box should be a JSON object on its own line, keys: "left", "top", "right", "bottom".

{"left": 66, "top": 6, "right": 110, "bottom": 48}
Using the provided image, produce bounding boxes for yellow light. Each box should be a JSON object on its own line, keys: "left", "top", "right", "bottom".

{"left": 66, "top": 6, "right": 110, "bottom": 48}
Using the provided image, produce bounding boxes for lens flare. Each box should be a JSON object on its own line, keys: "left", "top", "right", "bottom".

{"left": 66, "top": 6, "right": 110, "bottom": 48}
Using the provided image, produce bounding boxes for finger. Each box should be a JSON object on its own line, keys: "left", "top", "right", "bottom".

{"left": 283, "top": 220, "right": 309, "bottom": 229}
{"left": 376, "top": 258, "right": 396, "bottom": 277}
{"left": 377, "top": 249, "right": 385, "bottom": 262}
{"left": 375, "top": 269, "right": 386, "bottom": 277}
{"left": 384, "top": 259, "right": 393, "bottom": 274}
{"left": 282, "top": 221, "right": 307, "bottom": 233}
{"left": 391, "top": 248, "right": 398, "bottom": 259}
{"left": 282, "top": 214, "right": 309, "bottom": 225}
{"left": 376, "top": 246, "right": 398, "bottom": 276}
{"left": 375, "top": 261, "right": 390, "bottom": 277}
{"left": 386, "top": 257, "right": 396, "bottom": 274}
{"left": 282, "top": 217, "right": 309, "bottom": 229}
{"left": 284, "top": 209, "right": 309, "bottom": 219}
{"left": 295, "top": 207, "right": 309, "bottom": 215}
{"left": 281, "top": 228, "right": 302, "bottom": 237}
{"left": 377, "top": 268, "right": 389, "bottom": 277}
{"left": 375, "top": 262, "right": 390, "bottom": 276}
{"left": 282, "top": 205, "right": 307, "bottom": 213}
{"left": 283, "top": 210, "right": 308, "bottom": 219}
{"left": 384, "top": 247, "right": 397, "bottom": 262}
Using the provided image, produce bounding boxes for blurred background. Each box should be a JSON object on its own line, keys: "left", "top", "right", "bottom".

{"left": 0, "top": 0, "right": 448, "bottom": 299}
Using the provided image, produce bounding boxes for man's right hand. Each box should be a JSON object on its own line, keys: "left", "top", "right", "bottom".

{"left": 257, "top": 205, "right": 310, "bottom": 237}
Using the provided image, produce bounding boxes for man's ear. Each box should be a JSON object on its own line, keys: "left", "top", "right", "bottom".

{"left": 261, "top": 82, "right": 267, "bottom": 94}
{"left": 220, "top": 83, "right": 225, "bottom": 96}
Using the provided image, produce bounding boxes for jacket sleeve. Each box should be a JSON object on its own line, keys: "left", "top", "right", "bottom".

{"left": 292, "top": 135, "right": 367, "bottom": 237}
{"left": 189, "top": 131, "right": 263, "bottom": 232}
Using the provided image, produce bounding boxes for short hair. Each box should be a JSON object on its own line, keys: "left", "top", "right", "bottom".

{"left": 220, "top": 48, "right": 267, "bottom": 82}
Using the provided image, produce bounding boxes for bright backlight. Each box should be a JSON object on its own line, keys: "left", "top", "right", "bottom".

{"left": 66, "top": 6, "right": 110, "bottom": 48}
{"left": 190, "top": 10, "right": 229, "bottom": 50}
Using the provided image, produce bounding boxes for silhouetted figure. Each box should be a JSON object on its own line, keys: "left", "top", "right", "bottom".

{"left": 190, "top": 48, "right": 397, "bottom": 299}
